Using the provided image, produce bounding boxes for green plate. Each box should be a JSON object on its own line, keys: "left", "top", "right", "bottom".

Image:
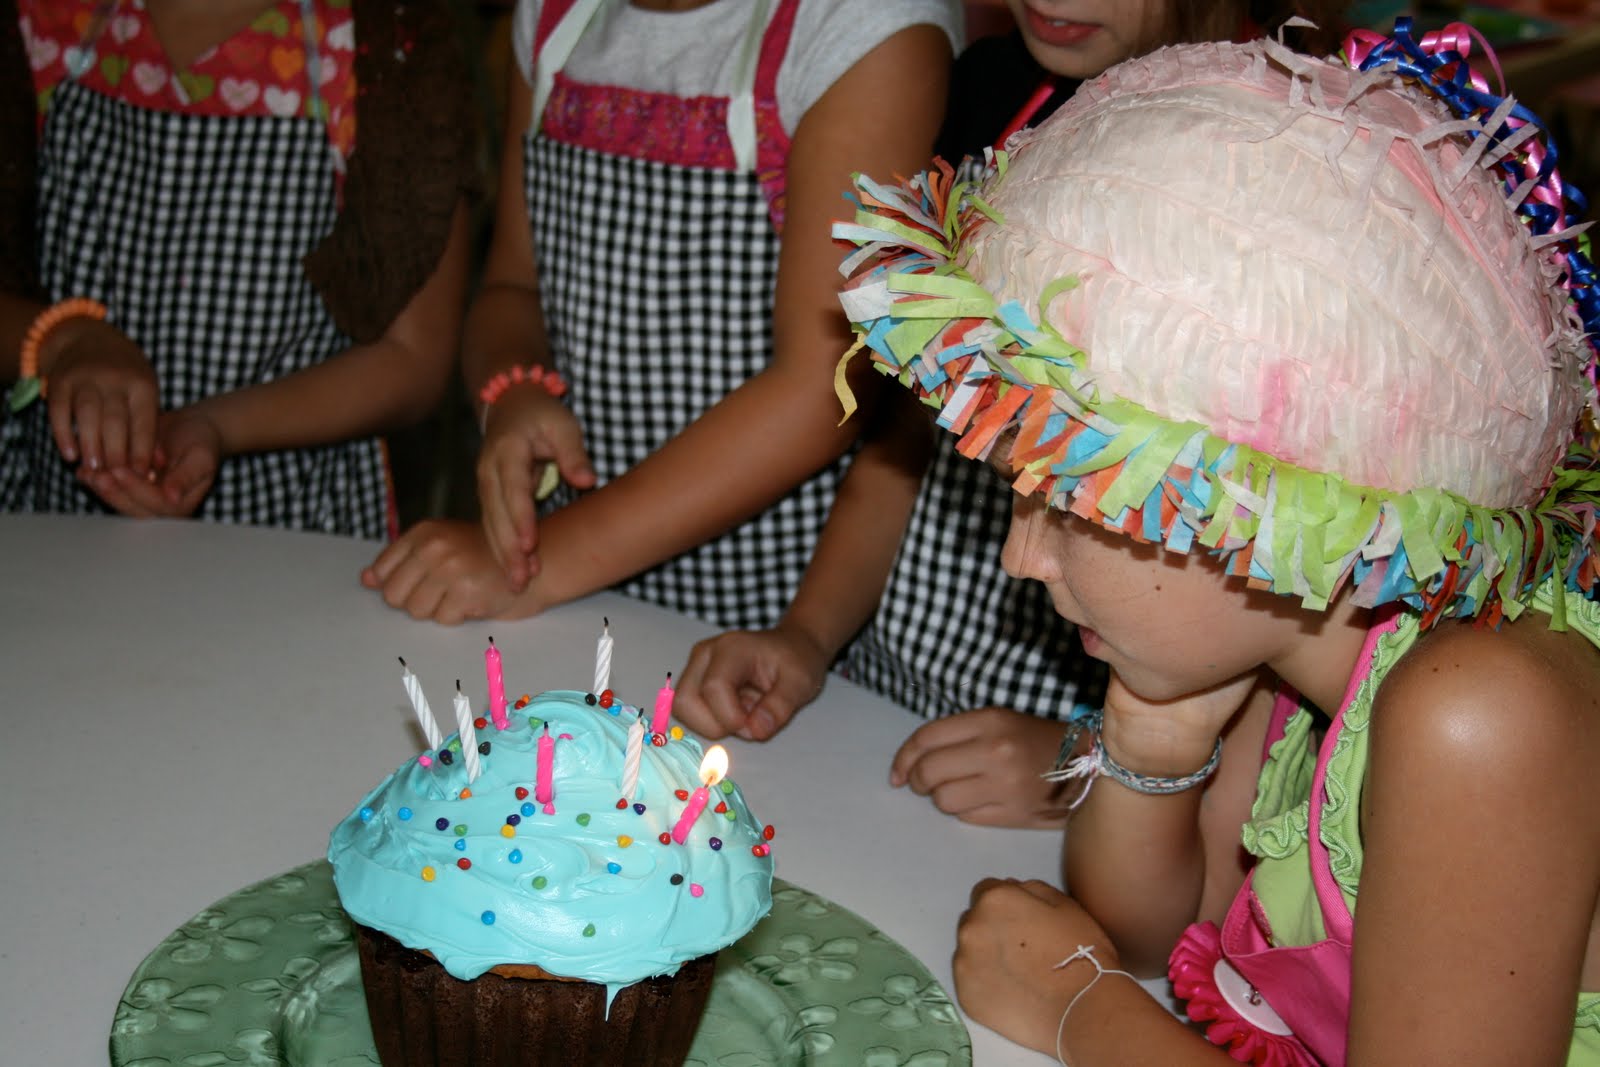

{"left": 110, "top": 861, "right": 971, "bottom": 1067}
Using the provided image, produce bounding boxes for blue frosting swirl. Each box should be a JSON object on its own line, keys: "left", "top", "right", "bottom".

{"left": 328, "top": 690, "right": 773, "bottom": 1000}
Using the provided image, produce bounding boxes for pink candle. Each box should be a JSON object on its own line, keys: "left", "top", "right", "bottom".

{"left": 671, "top": 745, "right": 728, "bottom": 844}
{"left": 535, "top": 724, "right": 554, "bottom": 806}
{"left": 650, "top": 672, "right": 675, "bottom": 737}
{"left": 485, "top": 636, "right": 507, "bottom": 729}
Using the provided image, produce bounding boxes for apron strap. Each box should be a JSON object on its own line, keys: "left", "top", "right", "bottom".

{"left": 531, "top": 0, "right": 606, "bottom": 134}
{"left": 65, "top": 0, "right": 120, "bottom": 79}
{"left": 532, "top": 0, "right": 773, "bottom": 172}
{"left": 1304, "top": 608, "right": 1403, "bottom": 944}
{"left": 298, "top": 0, "right": 325, "bottom": 122}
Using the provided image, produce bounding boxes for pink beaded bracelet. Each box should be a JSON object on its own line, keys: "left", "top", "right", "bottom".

{"left": 478, "top": 364, "right": 568, "bottom": 409}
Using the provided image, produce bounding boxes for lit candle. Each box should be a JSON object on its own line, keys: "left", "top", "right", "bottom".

{"left": 485, "top": 636, "right": 507, "bottom": 730}
{"left": 536, "top": 724, "right": 555, "bottom": 806}
{"left": 398, "top": 657, "right": 443, "bottom": 751}
{"left": 453, "top": 680, "right": 481, "bottom": 784}
{"left": 671, "top": 745, "right": 728, "bottom": 844}
{"left": 620, "top": 710, "right": 645, "bottom": 801}
{"left": 593, "top": 618, "right": 613, "bottom": 696}
{"left": 650, "top": 672, "right": 674, "bottom": 737}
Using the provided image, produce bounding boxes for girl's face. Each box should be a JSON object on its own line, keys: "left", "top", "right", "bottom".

{"left": 1001, "top": 493, "right": 1298, "bottom": 701}
{"left": 1003, "top": 0, "right": 1170, "bottom": 80}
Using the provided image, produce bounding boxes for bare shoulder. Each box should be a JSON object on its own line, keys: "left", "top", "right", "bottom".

{"left": 1371, "top": 617, "right": 1600, "bottom": 799}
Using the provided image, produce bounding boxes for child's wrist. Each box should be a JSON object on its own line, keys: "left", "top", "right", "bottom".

{"left": 1098, "top": 720, "right": 1220, "bottom": 781}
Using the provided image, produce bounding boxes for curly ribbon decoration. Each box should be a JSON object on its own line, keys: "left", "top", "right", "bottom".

{"left": 1343, "top": 18, "right": 1599, "bottom": 383}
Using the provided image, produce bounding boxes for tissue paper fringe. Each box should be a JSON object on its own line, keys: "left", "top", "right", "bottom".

{"left": 834, "top": 24, "right": 1600, "bottom": 630}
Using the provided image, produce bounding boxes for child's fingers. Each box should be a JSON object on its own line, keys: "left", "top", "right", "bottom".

{"left": 46, "top": 382, "right": 81, "bottom": 462}
{"left": 889, "top": 714, "right": 982, "bottom": 787}
{"left": 78, "top": 466, "right": 155, "bottom": 517}
{"left": 72, "top": 386, "right": 104, "bottom": 470}
{"left": 364, "top": 533, "right": 419, "bottom": 587}
{"left": 160, "top": 445, "right": 214, "bottom": 514}
{"left": 126, "top": 384, "right": 158, "bottom": 474}
{"left": 674, "top": 644, "right": 753, "bottom": 739}
{"left": 99, "top": 395, "right": 131, "bottom": 472}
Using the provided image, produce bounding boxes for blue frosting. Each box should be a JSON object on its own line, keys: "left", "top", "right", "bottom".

{"left": 328, "top": 690, "right": 772, "bottom": 1001}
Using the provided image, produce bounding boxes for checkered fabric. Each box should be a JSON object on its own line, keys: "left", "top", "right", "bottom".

{"left": 0, "top": 77, "right": 388, "bottom": 537}
{"left": 525, "top": 135, "right": 841, "bottom": 630}
{"left": 842, "top": 442, "right": 1107, "bottom": 720}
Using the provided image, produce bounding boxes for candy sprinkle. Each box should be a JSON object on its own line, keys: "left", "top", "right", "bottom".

{"left": 397, "top": 807, "right": 413, "bottom": 821}
{"left": 474, "top": 717, "right": 488, "bottom": 731}
{"left": 359, "top": 807, "right": 374, "bottom": 822}
{"left": 507, "top": 813, "right": 522, "bottom": 826}
{"left": 752, "top": 844, "right": 770, "bottom": 858}
{"left": 478, "top": 741, "right": 492, "bottom": 755}
{"left": 709, "top": 837, "right": 722, "bottom": 851}
{"left": 457, "top": 858, "right": 471, "bottom": 870}
{"left": 482, "top": 911, "right": 495, "bottom": 925}
{"left": 651, "top": 734, "right": 667, "bottom": 747}
{"left": 723, "top": 809, "right": 737, "bottom": 821}
{"left": 436, "top": 817, "right": 450, "bottom": 831}
{"left": 454, "top": 839, "right": 467, "bottom": 852}
{"left": 509, "top": 849, "right": 523, "bottom": 863}
{"left": 460, "top": 788, "right": 473, "bottom": 800}
{"left": 515, "top": 787, "right": 529, "bottom": 800}
{"left": 584, "top": 693, "right": 597, "bottom": 706}
{"left": 633, "top": 803, "right": 645, "bottom": 815}
{"left": 719, "top": 780, "right": 734, "bottom": 795}
{"left": 763, "top": 824, "right": 775, "bottom": 840}
{"left": 514, "top": 694, "right": 531, "bottom": 709}
{"left": 576, "top": 813, "right": 591, "bottom": 826}
{"left": 618, "top": 835, "right": 633, "bottom": 848}
{"left": 607, "top": 862, "right": 621, "bottom": 874}
{"left": 670, "top": 726, "right": 684, "bottom": 741}
{"left": 439, "top": 749, "right": 454, "bottom": 765}
{"left": 615, "top": 798, "right": 628, "bottom": 810}
{"left": 658, "top": 832, "right": 672, "bottom": 845}
{"left": 674, "top": 789, "right": 689, "bottom": 801}
{"left": 670, "top": 873, "right": 684, "bottom": 885}
{"left": 582, "top": 923, "right": 596, "bottom": 937}
{"left": 532, "top": 875, "right": 548, "bottom": 890}
{"left": 421, "top": 866, "right": 436, "bottom": 882}
{"left": 521, "top": 802, "right": 536, "bottom": 817}
{"left": 501, "top": 826, "right": 515, "bottom": 839}
{"left": 689, "top": 884, "right": 704, "bottom": 898}
{"left": 418, "top": 755, "right": 433, "bottom": 768}
{"left": 714, "top": 801, "right": 727, "bottom": 814}
{"left": 455, "top": 824, "right": 468, "bottom": 836}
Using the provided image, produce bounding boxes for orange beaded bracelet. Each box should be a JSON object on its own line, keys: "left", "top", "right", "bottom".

{"left": 10, "top": 297, "right": 107, "bottom": 411}
{"left": 477, "top": 364, "right": 568, "bottom": 410}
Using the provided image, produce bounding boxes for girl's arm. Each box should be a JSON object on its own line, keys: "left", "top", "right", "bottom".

{"left": 1346, "top": 622, "right": 1600, "bottom": 1064}
{"left": 675, "top": 392, "right": 932, "bottom": 739}
{"left": 504, "top": 23, "right": 952, "bottom": 611}
{"left": 1064, "top": 671, "right": 1271, "bottom": 975}
{"left": 180, "top": 199, "right": 471, "bottom": 455}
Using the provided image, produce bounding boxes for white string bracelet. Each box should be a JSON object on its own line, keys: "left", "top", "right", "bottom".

{"left": 1052, "top": 944, "right": 1139, "bottom": 1067}
{"left": 1043, "top": 714, "right": 1222, "bottom": 810}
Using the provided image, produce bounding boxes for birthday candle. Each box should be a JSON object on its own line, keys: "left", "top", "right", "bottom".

{"left": 453, "top": 681, "right": 482, "bottom": 784}
{"left": 593, "top": 618, "right": 613, "bottom": 696}
{"left": 485, "top": 637, "right": 507, "bottom": 729}
{"left": 650, "top": 673, "right": 674, "bottom": 736}
{"left": 398, "top": 657, "right": 443, "bottom": 751}
{"left": 536, "top": 725, "right": 555, "bottom": 805}
{"left": 620, "top": 711, "right": 644, "bottom": 801}
{"left": 671, "top": 745, "right": 728, "bottom": 844}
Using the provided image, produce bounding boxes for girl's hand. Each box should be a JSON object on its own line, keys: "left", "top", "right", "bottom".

{"left": 1099, "top": 668, "right": 1260, "bottom": 778}
{"left": 477, "top": 387, "right": 596, "bottom": 592}
{"left": 955, "top": 878, "right": 1116, "bottom": 1055}
{"left": 80, "top": 407, "right": 220, "bottom": 517}
{"left": 675, "top": 622, "right": 831, "bottom": 741}
{"left": 44, "top": 318, "right": 160, "bottom": 476}
{"left": 890, "top": 707, "right": 1085, "bottom": 827}
{"left": 362, "top": 519, "right": 522, "bottom": 625}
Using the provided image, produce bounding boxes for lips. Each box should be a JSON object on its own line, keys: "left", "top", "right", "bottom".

{"left": 1019, "top": 6, "right": 1102, "bottom": 49}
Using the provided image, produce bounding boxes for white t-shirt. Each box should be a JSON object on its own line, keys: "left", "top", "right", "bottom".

{"left": 512, "top": 0, "right": 963, "bottom": 137}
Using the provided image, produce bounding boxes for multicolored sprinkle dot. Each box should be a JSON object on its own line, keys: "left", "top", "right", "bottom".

{"left": 689, "top": 883, "right": 704, "bottom": 898}
{"left": 359, "top": 807, "right": 374, "bottom": 822}
{"left": 515, "top": 787, "right": 529, "bottom": 800}
{"left": 658, "top": 832, "right": 671, "bottom": 845}
{"left": 618, "top": 835, "right": 633, "bottom": 848}
{"left": 582, "top": 923, "right": 596, "bottom": 937}
{"left": 457, "top": 858, "right": 471, "bottom": 870}
{"left": 763, "top": 824, "right": 775, "bottom": 840}
{"left": 500, "top": 825, "right": 516, "bottom": 839}
{"left": 670, "top": 874, "right": 684, "bottom": 885}
{"left": 459, "top": 788, "right": 473, "bottom": 800}
{"left": 607, "top": 862, "right": 621, "bottom": 874}
{"left": 481, "top": 911, "right": 495, "bottom": 925}
{"left": 521, "top": 802, "right": 536, "bottom": 817}
{"left": 507, "top": 814, "right": 521, "bottom": 826}
{"left": 532, "top": 876, "right": 548, "bottom": 890}
{"left": 709, "top": 837, "right": 722, "bottom": 851}
{"left": 436, "top": 818, "right": 450, "bottom": 831}
{"left": 397, "top": 807, "right": 413, "bottom": 821}
{"left": 752, "top": 843, "right": 770, "bottom": 857}
{"left": 454, "top": 839, "right": 468, "bottom": 852}
{"left": 576, "top": 813, "right": 591, "bottom": 826}
{"left": 421, "top": 866, "right": 436, "bottom": 882}
{"left": 509, "top": 849, "right": 523, "bottom": 864}
{"left": 670, "top": 726, "right": 684, "bottom": 740}
{"left": 633, "top": 803, "right": 645, "bottom": 815}
{"left": 455, "top": 824, "right": 468, "bottom": 836}
{"left": 719, "top": 780, "right": 734, "bottom": 795}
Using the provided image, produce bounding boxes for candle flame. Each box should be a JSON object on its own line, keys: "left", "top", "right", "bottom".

{"left": 699, "top": 745, "right": 728, "bottom": 787}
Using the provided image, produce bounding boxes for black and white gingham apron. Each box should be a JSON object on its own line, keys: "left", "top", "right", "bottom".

{"left": 842, "top": 444, "right": 1107, "bottom": 720}
{"left": 524, "top": 0, "right": 841, "bottom": 630}
{"left": 0, "top": 0, "right": 389, "bottom": 538}
{"left": 840, "top": 97, "right": 1107, "bottom": 722}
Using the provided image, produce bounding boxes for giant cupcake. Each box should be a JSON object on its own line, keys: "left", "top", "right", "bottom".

{"left": 329, "top": 671, "right": 774, "bottom": 1066}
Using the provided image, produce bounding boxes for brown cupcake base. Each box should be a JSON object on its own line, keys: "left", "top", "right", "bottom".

{"left": 354, "top": 924, "right": 718, "bottom": 1067}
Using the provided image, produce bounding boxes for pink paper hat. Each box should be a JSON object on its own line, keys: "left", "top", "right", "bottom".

{"left": 834, "top": 22, "right": 1600, "bottom": 629}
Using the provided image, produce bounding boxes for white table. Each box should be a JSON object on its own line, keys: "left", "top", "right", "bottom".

{"left": 0, "top": 514, "right": 1065, "bottom": 1065}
